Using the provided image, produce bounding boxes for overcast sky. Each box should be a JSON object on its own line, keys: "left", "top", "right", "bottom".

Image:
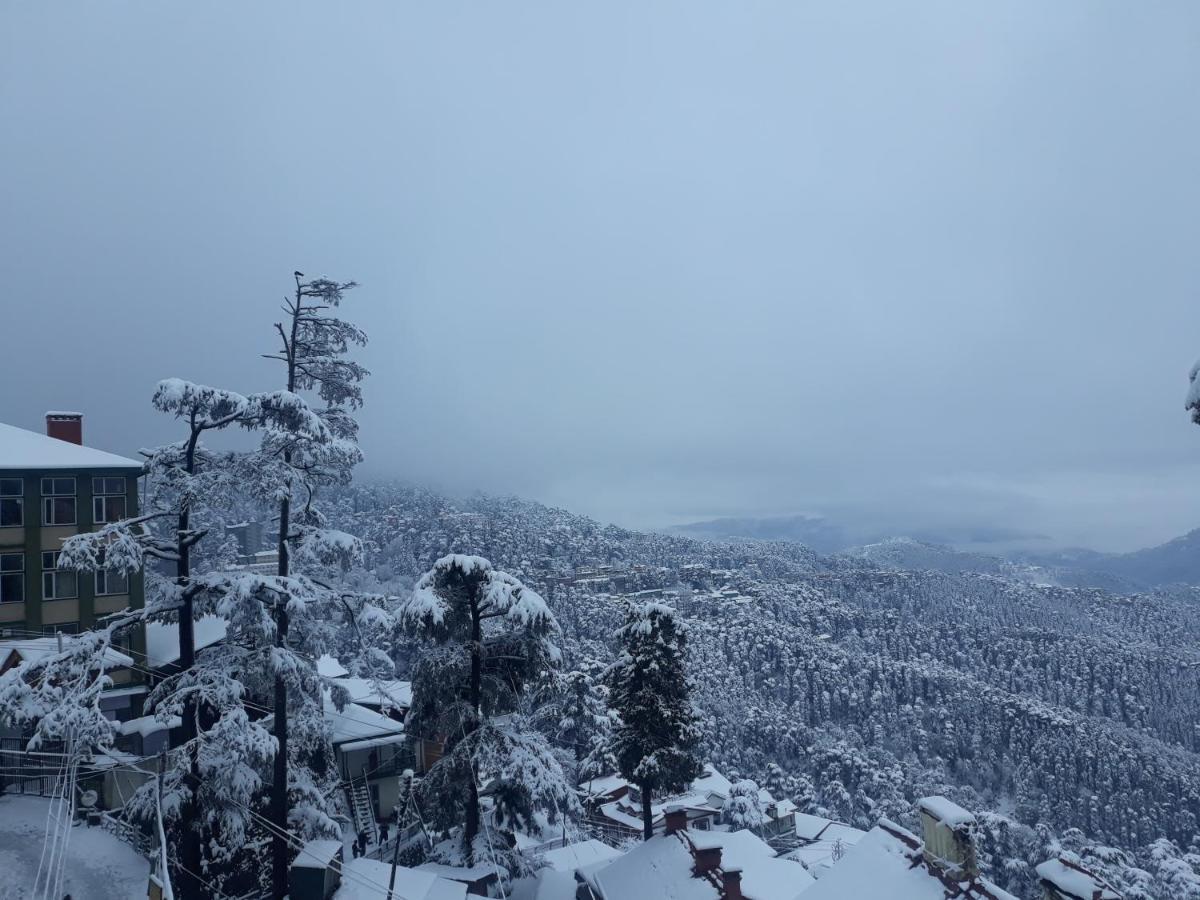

{"left": 2, "top": 2, "right": 1199, "bottom": 552}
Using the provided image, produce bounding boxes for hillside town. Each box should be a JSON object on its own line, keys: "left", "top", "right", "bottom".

{"left": 0, "top": 412, "right": 1156, "bottom": 899}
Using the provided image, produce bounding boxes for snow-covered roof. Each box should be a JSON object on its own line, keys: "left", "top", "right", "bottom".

{"left": 414, "top": 862, "right": 500, "bottom": 884}
{"left": 801, "top": 820, "right": 1017, "bottom": 900}
{"left": 537, "top": 839, "right": 622, "bottom": 872}
{"left": 0, "top": 421, "right": 141, "bottom": 471}
{"left": 792, "top": 813, "right": 866, "bottom": 846}
{"left": 579, "top": 773, "right": 629, "bottom": 797}
{"left": 917, "top": 796, "right": 975, "bottom": 828}
{"left": 687, "top": 829, "right": 814, "bottom": 900}
{"left": 144, "top": 616, "right": 228, "bottom": 669}
{"left": 0, "top": 638, "right": 133, "bottom": 673}
{"left": 597, "top": 800, "right": 647, "bottom": 832}
{"left": 333, "top": 677, "right": 412, "bottom": 711}
{"left": 585, "top": 834, "right": 717, "bottom": 900}
{"left": 293, "top": 839, "right": 343, "bottom": 868}
{"left": 333, "top": 857, "right": 468, "bottom": 900}
{"left": 1035, "top": 858, "right": 1121, "bottom": 900}
{"left": 325, "top": 694, "right": 406, "bottom": 746}
{"left": 318, "top": 654, "right": 350, "bottom": 677}
{"left": 118, "top": 714, "right": 181, "bottom": 738}
{"left": 510, "top": 868, "right": 577, "bottom": 900}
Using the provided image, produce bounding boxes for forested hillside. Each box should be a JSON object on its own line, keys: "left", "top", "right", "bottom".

{"left": 327, "top": 483, "right": 1200, "bottom": 899}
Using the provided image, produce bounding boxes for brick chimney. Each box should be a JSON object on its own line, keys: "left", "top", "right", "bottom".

{"left": 721, "top": 867, "right": 743, "bottom": 900}
{"left": 664, "top": 805, "right": 688, "bottom": 835}
{"left": 45, "top": 412, "right": 83, "bottom": 445}
{"left": 693, "top": 846, "right": 722, "bottom": 876}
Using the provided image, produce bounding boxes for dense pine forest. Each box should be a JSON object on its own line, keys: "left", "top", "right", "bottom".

{"left": 328, "top": 483, "right": 1200, "bottom": 898}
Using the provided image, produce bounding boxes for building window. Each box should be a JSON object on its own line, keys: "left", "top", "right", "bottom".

{"left": 0, "top": 478, "right": 22, "bottom": 527}
{"left": 0, "top": 553, "right": 23, "bottom": 604}
{"left": 41, "top": 478, "right": 76, "bottom": 526}
{"left": 96, "top": 568, "right": 129, "bottom": 596}
{"left": 41, "top": 551, "right": 78, "bottom": 600}
{"left": 41, "top": 622, "right": 79, "bottom": 635}
{"left": 92, "top": 477, "right": 127, "bottom": 524}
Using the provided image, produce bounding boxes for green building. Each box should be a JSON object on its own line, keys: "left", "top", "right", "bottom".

{"left": 0, "top": 413, "right": 145, "bottom": 665}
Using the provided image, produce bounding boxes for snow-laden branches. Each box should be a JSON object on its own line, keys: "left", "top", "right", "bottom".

{"left": 402, "top": 554, "right": 558, "bottom": 644}
{"left": 153, "top": 379, "right": 252, "bottom": 429}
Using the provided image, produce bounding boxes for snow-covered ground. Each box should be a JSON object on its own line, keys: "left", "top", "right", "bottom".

{"left": 0, "top": 795, "right": 149, "bottom": 900}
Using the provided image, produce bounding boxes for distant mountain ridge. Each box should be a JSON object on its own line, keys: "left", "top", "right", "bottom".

{"left": 672, "top": 515, "right": 1200, "bottom": 589}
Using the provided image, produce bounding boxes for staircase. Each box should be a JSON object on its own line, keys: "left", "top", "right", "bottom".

{"left": 346, "top": 776, "right": 378, "bottom": 847}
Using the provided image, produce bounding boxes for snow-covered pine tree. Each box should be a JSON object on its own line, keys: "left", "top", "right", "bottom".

{"left": 258, "top": 271, "right": 368, "bottom": 898}
{"left": 726, "top": 779, "right": 768, "bottom": 831}
{"left": 532, "top": 666, "right": 616, "bottom": 785}
{"left": 399, "top": 555, "right": 577, "bottom": 872}
{"left": 1, "top": 378, "right": 269, "bottom": 897}
{"left": 606, "top": 601, "right": 703, "bottom": 840}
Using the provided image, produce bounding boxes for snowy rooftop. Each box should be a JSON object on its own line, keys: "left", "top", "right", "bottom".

{"left": 414, "top": 861, "right": 500, "bottom": 884}
{"left": 318, "top": 654, "right": 350, "bottom": 677}
{"left": 917, "top": 796, "right": 976, "bottom": 828}
{"left": 792, "top": 813, "right": 866, "bottom": 845}
{"left": 0, "top": 637, "right": 133, "bottom": 673}
{"left": 333, "top": 857, "right": 467, "bottom": 900}
{"left": 585, "top": 834, "right": 717, "bottom": 900}
{"left": 583, "top": 829, "right": 810, "bottom": 900}
{"left": 324, "top": 693, "right": 406, "bottom": 746}
{"left": 293, "top": 839, "right": 343, "bottom": 868}
{"left": 0, "top": 421, "right": 141, "bottom": 471}
{"left": 537, "top": 839, "right": 621, "bottom": 873}
{"left": 333, "top": 676, "right": 412, "bottom": 711}
{"left": 688, "top": 829, "right": 814, "bottom": 900}
{"left": 145, "top": 616, "right": 228, "bottom": 669}
{"left": 118, "top": 714, "right": 181, "bottom": 738}
{"left": 1035, "top": 858, "right": 1122, "bottom": 900}
{"left": 801, "top": 820, "right": 1017, "bottom": 900}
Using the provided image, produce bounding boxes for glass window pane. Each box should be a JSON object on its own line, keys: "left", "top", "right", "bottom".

{"left": 93, "top": 477, "right": 125, "bottom": 495}
{"left": 0, "top": 498, "right": 21, "bottom": 527}
{"left": 0, "top": 479, "right": 21, "bottom": 497}
{"left": 42, "top": 551, "right": 56, "bottom": 570}
{"left": 0, "top": 572, "right": 22, "bottom": 603}
{"left": 44, "top": 498, "right": 72, "bottom": 524}
{"left": 0, "top": 554, "right": 22, "bottom": 573}
{"left": 43, "top": 478, "right": 75, "bottom": 496}
{"left": 58, "top": 571, "right": 76, "bottom": 598}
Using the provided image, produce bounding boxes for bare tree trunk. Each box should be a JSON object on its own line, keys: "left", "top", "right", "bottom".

{"left": 177, "top": 426, "right": 202, "bottom": 900}
{"left": 270, "top": 482, "right": 291, "bottom": 899}
{"left": 641, "top": 782, "right": 654, "bottom": 841}
{"left": 271, "top": 284, "right": 302, "bottom": 900}
{"left": 463, "top": 599, "right": 482, "bottom": 857}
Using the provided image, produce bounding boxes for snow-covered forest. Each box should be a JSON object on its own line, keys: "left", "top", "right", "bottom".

{"left": 2, "top": 273, "right": 1199, "bottom": 900}
{"left": 3, "top": 6, "right": 1200, "bottom": 897}
{"left": 321, "top": 483, "right": 1200, "bottom": 899}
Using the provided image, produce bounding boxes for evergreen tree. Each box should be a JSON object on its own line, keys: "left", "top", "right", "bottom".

{"left": 606, "top": 601, "right": 703, "bottom": 840}
{"left": 726, "top": 779, "right": 768, "bottom": 831}
{"left": 258, "top": 271, "right": 368, "bottom": 898}
{"left": 399, "top": 555, "right": 576, "bottom": 870}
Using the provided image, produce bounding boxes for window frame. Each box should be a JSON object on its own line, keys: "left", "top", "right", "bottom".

{"left": 92, "top": 477, "right": 126, "bottom": 496}
{"left": 95, "top": 567, "right": 129, "bottom": 597}
{"left": 41, "top": 477, "right": 77, "bottom": 526}
{"left": 0, "top": 478, "right": 22, "bottom": 528}
{"left": 0, "top": 552, "right": 23, "bottom": 604}
{"left": 41, "top": 551, "right": 78, "bottom": 601}
{"left": 93, "top": 494, "right": 127, "bottom": 524}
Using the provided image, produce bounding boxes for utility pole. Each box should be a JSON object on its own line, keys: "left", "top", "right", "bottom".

{"left": 386, "top": 770, "right": 414, "bottom": 900}
{"left": 156, "top": 750, "right": 176, "bottom": 900}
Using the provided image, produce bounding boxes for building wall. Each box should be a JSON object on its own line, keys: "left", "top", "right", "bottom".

{"left": 0, "top": 467, "right": 144, "bottom": 661}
